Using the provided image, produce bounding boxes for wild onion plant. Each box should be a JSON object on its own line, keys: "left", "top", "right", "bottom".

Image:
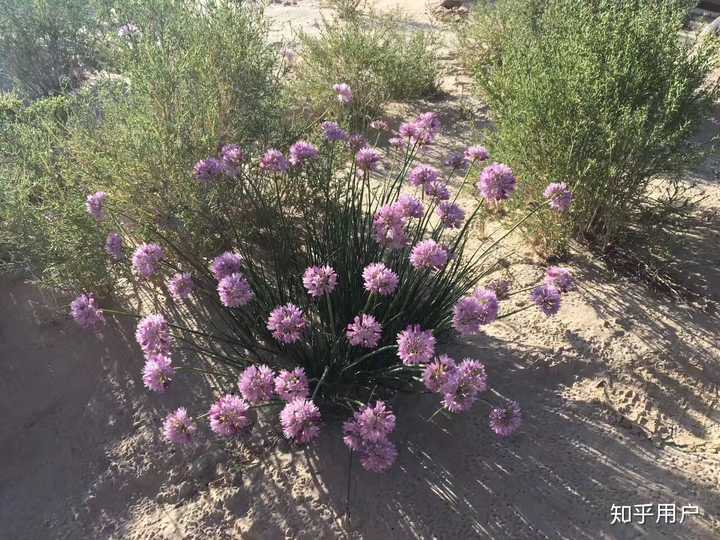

{"left": 71, "top": 84, "right": 575, "bottom": 472}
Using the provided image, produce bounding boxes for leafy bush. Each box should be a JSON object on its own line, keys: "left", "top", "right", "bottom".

{"left": 462, "top": 0, "right": 719, "bottom": 250}
{"left": 69, "top": 100, "right": 576, "bottom": 472}
{"left": 294, "top": 10, "right": 441, "bottom": 129}
{"left": 0, "top": 0, "right": 110, "bottom": 98}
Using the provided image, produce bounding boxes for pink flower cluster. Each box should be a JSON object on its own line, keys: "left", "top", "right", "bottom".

{"left": 193, "top": 143, "right": 246, "bottom": 182}
{"left": 132, "top": 243, "right": 164, "bottom": 279}
{"left": 423, "top": 356, "right": 490, "bottom": 414}
{"left": 410, "top": 239, "right": 449, "bottom": 271}
{"left": 343, "top": 401, "right": 398, "bottom": 472}
{"left": 452, "top": 288, "right": 499, "bottom": 335}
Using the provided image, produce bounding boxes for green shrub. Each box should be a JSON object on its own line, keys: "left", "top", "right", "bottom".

{"left": 462, "top": 0, "right": 719, "bottom": 251}
{"left": 0, "top": 0, "right": 110, "bottom": 98}
{"left": 294, "top": 10, "right": 441, "bottom": 129}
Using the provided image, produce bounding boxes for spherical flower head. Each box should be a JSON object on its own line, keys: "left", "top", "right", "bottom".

{"left": 477, "top": 163, "right": 517, "bottom": 202}
{"left": 267, "top": 303, "right": 308, "bottom": 344}
{"left": 464, "top": 145, "right": 489, "bottom": 163}
{"left": 373, "top": 203, "right": 407, "bottom": 250}
{"left": 410, "top": 112, "right": 441, "bottom": 145}
{"left": 321, "top": 121, "right": 348, "bottom": 143}
{"left": 220, "top": 144, "right": 245, "bottom": 175}
{"left": 457, "top": 358, "right": 488, "bottom": 393}
{"left": 543, "top": 182, "right": 573, "bottom": 212}
{"left": 398, "top": 121, "right": 420, "bottom": 141}
{"left": 452, "top": 290, "right": 498, "bottom": 335}
{"left": 346, "top": 314, "right": 382, "bottom": 348}
{"left": 441, "top": 367, "right": 481, "bottom": 413}
{"left": 422, "top": 354, "right": 457, "bottom": 393}
{"left": 289, "top": 140, "right": 320, "bottom": 167}
{"left": 280, "top": 398, "right": 321, "bottom": 444}
{"left": 489, "top": 400, "right": 522, "bottom": 437}
{"left": 70, "top": 293, "right": 105, "bottom": 330}
{"left": 531, "top": 284, "right": 561, "bottom": 316}
{"left": 545, "top": 266, "right": 574, "bottom": 293}
{"left": 142, "top": 354, "right": 175, "bottom": 393}
{"left": 358, "top": 438, "right": 398, "bottom": 472}
{"left": 354, "top": 401, "right": 396, "bottom": 443}
{"left": 397, "top": 324, "right": 436, "bottom": 365}
{"left": 486, "top": 278, "right": 511, "bottom": 300}
{"left": 424, "top": 181, "right": 450, "bottom": 201}
{"left": 437, "top": 201, "right": 465, "bottom": 228}
{"left": 118, "top": 23, "right": 140, "bottom": 38}
{"left": 303, "top": 265, "right": 338, "bottom": 298}
{"left": 355, "top": 147, "right": 382, "bottom": 172}
{"left": 132, "top": 243, "right": 164, "bottom": 279}
{"left": 135, "top": 314, "right": 172, "bottom": 357}
{"left": 86, "top": 191, "right": 107, "bottom": 221}
{"left": 209, "top": 394, "right": 252, "bottom": 437}
{"left": 348, "top": 133, "right": 368, "bottom": 151}
{"left": 410, "top": 239, "right": 449, "bottom": 271}
{"left": 444, "top": 152, "right": 468, "bottom": 170}
{"left": 274, "top": 368, "right": 310, "bottom": 401}
{"left": 218, "top": 272, "right": 254, "bottom": 308}
{"left": 369, "top": 119, "right": 390, "bottom": 131}
{"left": 210, "top": 251, "right": 243, "bottom": 281}
{"left": 362, "top": 262, "right": 399, "bottom": 296}
{"left": 396, "top": 194, "right": 424, "bottom": 219}
{"left": 193, "top": 157, "right": 224, "bottom": 183}
{"left": 260, "top": 148, "right": 290, "bottom": 173}
{"left": 333, "top": 82, "right": 353, "bottom": 104}
{"left": 388, "top": 136, "right": 406, "bottom": 149}
{"left": 162, "top": 407, "right": 197, "bottom": 445}
{"left": 105, "top": 232, "right": 123, "bottom": 262}
{"left": 168, "top": 272, "right": 194, "bottom": 301}
{"left": 408, "top": 164, "right": 439, "bottom": 187}
{"left": 238, "top": 364, "right": 275, "bottom": 404}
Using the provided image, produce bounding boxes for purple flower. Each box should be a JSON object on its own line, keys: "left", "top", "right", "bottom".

{"left": 346, "top": 314, "right": 382, "bottom": 348}
{"left": 218, "top": 273, "right": 254, "bottom": 307}
{"left": 238, "top": 364, "right": 275, "bottom": 404}
{"left": 530, "top": 284, "right": 561, "bottom": 316}
{"left": 441, "top": 367, "right": 481, "bottom": 413}
{"left": 477, "top": 163, "right": 517, "bottom": 202}
{"left": 396, "top": 194, "right": 424, "bottom": 218}
{"left": 397, "top": 324, "right": 436, "bottom": 365}
{"left": 489, "top": 400, "right": 522, "bottom": 437}
{"left": 398, "top": 121, "right": 420, "bottom": 141}
{"left": 362, "top": 262, "right": 399, "bottom": 296}
{"left": 423, "top": 355, "right": 457, "bottom": 393}
{"left": 274, "top": 368, "right": 310, "bottom": 401}
{"left": 132, "top": 243, "right": 164, "bottom": 279}
{"left": 486, "top": 278, "right": 511, "bottom": 300}
{"left": 373, "top": 203, "right": 407, "bottom": 250}
{"left": 162, "top": 407, "right": 197, "bottom": 445}
{"left": 437, "top": 201, "right": 465, "bottom": 228}
{"left": 321, "top": 121, "right": 348, "bottom": 142}
{"left": 457, "top": 358, "right": 488, "bottom": 393}
{"left": 444, "top": 152, "right": 468, "bottom": 169}
{"left": 289, "top": 140, "right": 320, "bottom": 167}
{"left": 388, "top": 136, "right": 406, "bottom": 149}
{"left": 452, "top": 289, "right": 498, "bottom": 335}
{"left": 333, "top": 82, "right": 353, "bottom": 104}
{"left": 267, "top": 303, "right": 308, "bottom": 344}
{"left": 464, "top": 145, "right": 490, "bottom": 163}
{"left": 353, "top": 401, "right": 396, "bottom": 443}
{"left": 105, "top": 232, "right": 123, "bottom": 261}
{"left": 358, "top": 438, "right": 398, "bottom": 472}
{"left": 193, "top": 157, "right": 224, "bottom": 182}
{"left": 135, "top": 314, "right": 172, "bottom": 357}
{"left": 369, "top": 119, "right": 390, "bottom": 131}
{"left": 220, "top": 144, "right": 245, "bottom": 176}
{"left": 543, "top": 182, "right": 573, "bottom": 212}
{"left": 408, "top": 164, "right": 439, "bottom": 187}
{"left": 400, "top": 112, "right": 441, "bottom": 146}
{"left": 544, "top": 266, "right": 574, "bottom": 292}
{"left": 168, "top": 272, "right": 194, "bottom": 301}
{"left": 424, "top": 181, "right": 450, "bottom": 201}
{"left": 142, "top": 354, "right": 175, "bottom": 393}
{"left": 260, "top": 148, "right": 290, "bottom": 173}
{"left": 210, "top": 251, "right": 243, "bottom": 281}
{"left": 118, "top": 23, "right": 140, "bottom": 38}
{"left": 209, "top": 394, "right": 252, "bottom": 437}
{"left": 70, "top": 293, "right": 105, "bottom": 330}
{"left": 280, "top": 398, "right": 321, "bottom": 444}
{"left": 410, "top": 240, "right": 449, "bottom": 271}
{"left": 86, "top": 191, "right": 107, "bottom": 221}
{"left": 302, "top": 265, "right": 338, "bottom": 298}
{"left": 348, "top": 133, "right": 368, "bottom": 151}
{"left": 356, "top": 147, "right": 382, "bottom": 172}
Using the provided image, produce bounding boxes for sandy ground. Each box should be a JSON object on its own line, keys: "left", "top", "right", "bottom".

{"left": 2, "top": 3, "right": 720, "bottom": 540}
